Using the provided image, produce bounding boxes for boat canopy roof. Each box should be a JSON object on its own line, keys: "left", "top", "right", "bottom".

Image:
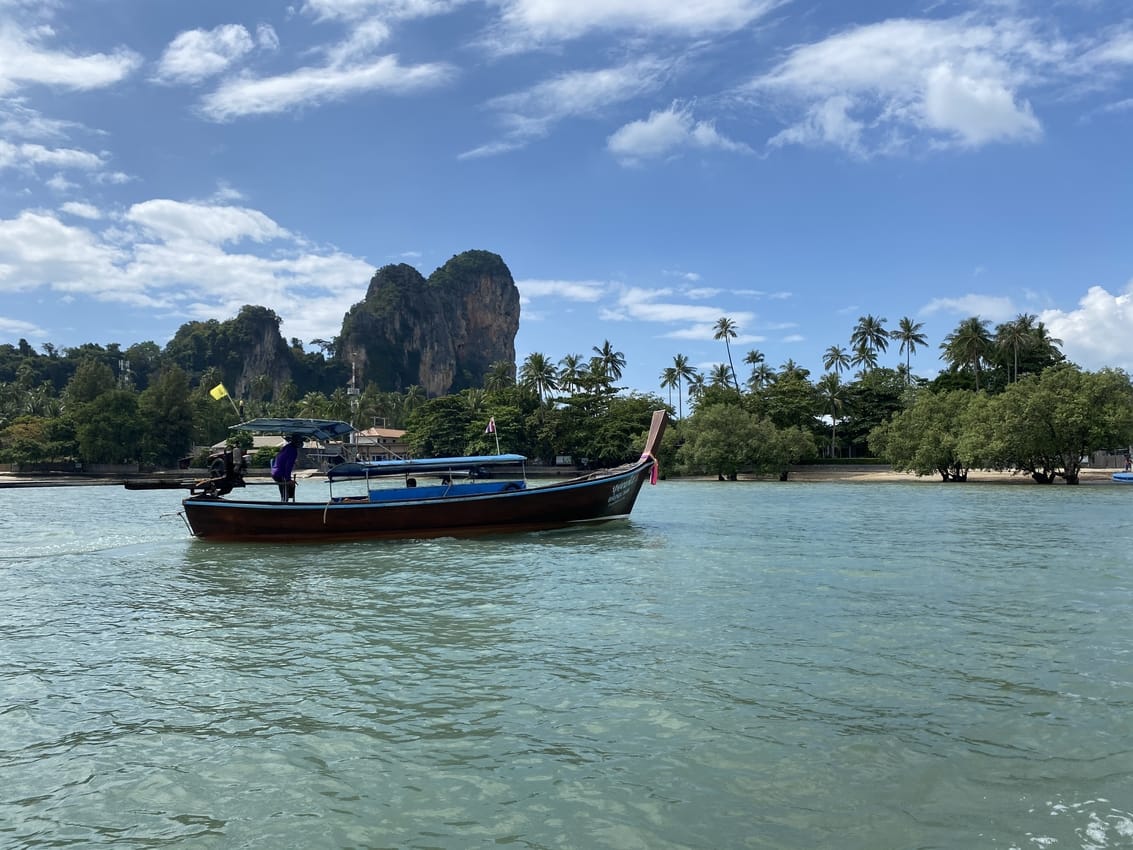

{"left": 231, "top": 418, "right": 354, "bottom": 442}
{"left": 328, "top": 453, "right": 527, "bottom": 481}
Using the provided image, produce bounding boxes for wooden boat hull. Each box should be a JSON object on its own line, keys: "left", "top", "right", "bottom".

{"left": 182, "top": 458, "right": 657, "bottom": 542}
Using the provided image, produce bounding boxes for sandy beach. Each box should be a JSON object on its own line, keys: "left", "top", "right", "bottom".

{"left": 783, "top": 465, "right": 1125, "bottom": 485}
{"left": 1, "top": 465, "right": 1129, "bottom": 488}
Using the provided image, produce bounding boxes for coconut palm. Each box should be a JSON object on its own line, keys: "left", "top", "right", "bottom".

{"left": 483, "top": 360, "right": 515, "bottom": 391}
{"left": 822, "top": 344, "right": 851, "bottom": 375}
{"left": 893, "top": 316, "right": 928, "bottom": 382}
{"left": 778, "top": 358, "right": 808, "bottom": 380}
{"left": 519, "top": 352, "right": 559, "bottom": 403}
{"left": 297, "top": 391, "right": 328, "bottom": 418}
{"left": 748, "top": 362, "right": 776, "bottom": 391}
{"left": 558, "top": 353, "right": 584, "bottom": 394}
{"left": 709, "top": 363, "right": 735, "bottom": 388}
{"left": 850, "top": 314, "right": 889, "bottom": 368}
{"left": 462, "top": 388, "right": 487, "bottom": 415}
{"left": 672, "top": 353, "right": 697, "bottom": 419}
{"left": 713, "top": 317, "right": 741, "bottom": 391}
{"left": 659, "top": 366, "right": 678, "bottom": 410}
{"left": 817, "top": 372, "right": 846, "bottom": 458}
{"left": 687, "top": 372, "right": 706, "bottom": 404}
{"left": 1032, "top": 321, "right": 1064, "bottom": 366}
{"left": 592, "top": 340, "right": 626, "bottom": 381}
{"left": 402, "top": 385, "right": 427, "bottom": 414}
{"left": 940, "top": 316, "right": 993, "bottom": 390}
{"left": 850, "top": 341, "right": 878, "bottom": 374}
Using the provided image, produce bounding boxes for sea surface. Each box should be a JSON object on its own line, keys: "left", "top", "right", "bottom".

{"left": 2, "top": 478, "right": 1132, "bottom": 849}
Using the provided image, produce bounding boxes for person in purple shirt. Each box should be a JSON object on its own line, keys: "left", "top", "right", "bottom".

{"left": 271, "top": 434, "right": 303, "bottom": 502}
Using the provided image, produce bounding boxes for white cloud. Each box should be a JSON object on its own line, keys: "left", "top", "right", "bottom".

{"left": 922, "top": 63, "right": 1040, "bottom": 146}
{"left": 464, "top": 57, "right": 671, "bottom": 156}
{"left": 125, "top": 199, "right": 289, "bottom": 246}
{"left": 1039, "top": 284, "right": 1133, "bottom": 372}
{"left": 750, "top": 15, "right": 1051, "bottom": 155}
{"left": 0, "top": 22, "right": 141, "bottom": 95}
{"left": 0, "top": 140, "right": 105, "bottom": 172}
{"left": 0, "top": 102, "right": 81, "bottom": 141}
{"left": 518, "top": 278, "right": 608, "bottom": 301}
{"left": 0, "top": 315, "right": 48, "bottom": 339}
{"left": 487, "top": 0, "right": 783, "bottom": 51}
{"left": 608, "top": 102, "right": 751, "bottom": 165}
{"left": 199, "top": 54, "right": 456, "bottom": 120}
{"left": 602, "top": 287, "right": 759, "bottom": 344}
{"left": 300, "top": 0, "right": 462, "bottom": 23}
{"left": 0, "top": 202, "right": 375, "bottom": 342}
{"left": 154, "top": 24, "right": 261, "bottom": 85}
{"left": 0, "top": 210, "right": 133, "bottom": 297}
{"left": 921, "top": 293, "right": 1017, "bottom": 321}
{"left": 60, "top": 201, "right": 102, "bottom": 220}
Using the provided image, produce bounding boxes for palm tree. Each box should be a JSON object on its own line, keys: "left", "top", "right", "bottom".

{"left": 297, "top": 391, "right": 328, "bottom": 418}
{"left": 748, "top": 362, "right": 776, "bottom": 391}
{"left": 483, "top": 360, "right": 515, "bottom": 391}
{"left": 713, "top": 317, "right": 741, "bottom": 392}
{"left": 403, "top": 385, "right": 426, "bottom": 412}
{"left": 709, "top": 363, "right": 735, "bottom": 388}
{"left": 558, "top": 353, "right": 584, "bottom": 394}
{"left": 778, "top": 358, "right": 808, "bottom": 380}
{"left": 519, "top": 352, "right": 559, "bottom": 403}
{"left": 850, "top": 314, "right": 889, "bottom": 368}
{"left": 592, "top": 340, "right": 626, "bottom": 381}
{"left": 849, "top": 341, "right": 877, "bottom": 374}
{"left": 893, "top": 316, "right": 928, "bottom": 382}
{"left": 817, "top": 372, "right": 846, "bottom": 458}
{"left": 822, "top": 344, "right": 851, "bottom": 376}
{"left": 461, "top": 388, "right": 487, "bottom": 415}
{"left": 940, "top": 316, "right": 993, "bottom": 390}
{"left": 687, "top": 372, "right": 706, "bottom": 405}
{"left": 659, "top": 366, "right": 678, "bottom": 410}
{"left": 742, "top": 349, "right": 765, "bottom": 391}
{"left": 1031, "top": 321, "right": 1064, "bottom": 366}
{"left": 672, "top": 353, "right": 697, "bottom": 419}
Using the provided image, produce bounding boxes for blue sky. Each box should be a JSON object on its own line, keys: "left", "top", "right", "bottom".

{"left": 1, "top": 0, "right": 1132, "bottom": 399}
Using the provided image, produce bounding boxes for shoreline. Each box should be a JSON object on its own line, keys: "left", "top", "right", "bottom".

{"left": 2, "top": 466, "right": 1129, "bottom": 488}
{"left": 784, "top": 465, "right": 1125, "bottom": 485}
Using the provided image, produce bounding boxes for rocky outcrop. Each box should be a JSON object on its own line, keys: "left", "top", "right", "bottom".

{"left": 337, "top": 250, "right": 520, "bottom": 396}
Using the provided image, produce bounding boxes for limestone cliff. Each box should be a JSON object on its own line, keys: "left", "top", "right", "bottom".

{"left": 337, "top": 250, "right": 520, "bottom": 396}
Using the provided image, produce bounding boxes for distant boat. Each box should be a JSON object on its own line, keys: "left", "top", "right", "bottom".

{"left": 175, "top": 411, "right": 667, "bottom": 542}
{"left": 1114, "top": 471, "right": 1133, "bottom": 483}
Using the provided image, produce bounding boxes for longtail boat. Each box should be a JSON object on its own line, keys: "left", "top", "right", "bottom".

{"left": 177, "top": 410, "right": 666, "bottom": 542}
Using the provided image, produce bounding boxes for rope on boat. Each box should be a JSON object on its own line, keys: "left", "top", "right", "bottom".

{"left": 639, "top": 452, "right": 659, "bottom": 485}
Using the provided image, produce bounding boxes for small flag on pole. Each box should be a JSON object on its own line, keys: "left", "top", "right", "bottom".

{"left": 484, "top": 416, "right": 496, "bottom": 434}
{"left": 209, "top": 383, "right": 229, "bottom": 400}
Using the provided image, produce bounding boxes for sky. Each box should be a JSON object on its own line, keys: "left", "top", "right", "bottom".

{"left": 1, "top": 0, "right": 1132, "bottom": 401}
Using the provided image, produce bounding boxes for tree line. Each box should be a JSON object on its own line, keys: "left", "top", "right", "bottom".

{"left": 1, "top": 310, "right": 1131, "bottom": 483}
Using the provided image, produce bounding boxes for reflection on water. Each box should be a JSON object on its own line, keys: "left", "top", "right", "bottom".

{"left": 2, "top": 482, "right": 1132, "bottom": 848}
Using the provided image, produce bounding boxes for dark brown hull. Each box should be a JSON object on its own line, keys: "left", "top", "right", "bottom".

{"left": 182, "top": 459, "right": 656, "bottom": 542}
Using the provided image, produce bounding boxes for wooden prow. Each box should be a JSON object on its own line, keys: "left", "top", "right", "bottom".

{"left": 641, "top": 409, "right": 668, "bottom": 461}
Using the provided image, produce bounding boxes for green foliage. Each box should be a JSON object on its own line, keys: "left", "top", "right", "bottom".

{"left": 64, "top": 359, "right": 116, "bottom": 407}
{"left": 0, "top": 416, "right": 53, "bottom": 463}
{"left": 871, "top": 389, "right": 979, "bottom": 480}
{"left": 840, "top": 367, "right": 908, "bottom": 455}
{"left": 875, "top": 368, "right": 1133, "bottom": 484}
{"left": 75, "top": 390, "right": 143, "bottom": 463}
{"left": 976, "top": 366, "right": 1133, "bottom": 483}
{"left": 406, "top": 396, "right": 475, "bottom": 457}
{"left": 677, "top": 404, "right": 816, "bottom": 479}
{"left": 138, "top": 367, "right": 195, "bottom": 466}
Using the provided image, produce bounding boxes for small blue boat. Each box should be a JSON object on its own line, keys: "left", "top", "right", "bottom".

{"left": 1114, "top": 471, "right": 1133, "bottom": 483}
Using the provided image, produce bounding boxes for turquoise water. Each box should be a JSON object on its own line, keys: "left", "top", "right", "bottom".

{"left": 2, "top": 480, "right": 1132, "bottom": 849}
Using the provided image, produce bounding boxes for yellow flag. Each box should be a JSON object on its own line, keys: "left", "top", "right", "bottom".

{"left": 209, "top": 383, "right": 229, "bottom": 400}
